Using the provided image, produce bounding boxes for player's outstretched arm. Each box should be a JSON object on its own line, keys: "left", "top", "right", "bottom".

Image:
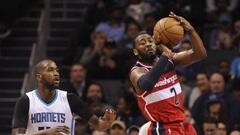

{"left": 88, "top": 109, "right": 116, "bottom": 131}
{"left": 169, "top": 12, "right": 207, "bottom": 67}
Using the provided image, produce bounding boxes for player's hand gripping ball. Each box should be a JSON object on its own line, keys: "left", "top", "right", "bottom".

{"left": 153, "top": 12, "right": 185, "bottom": 48}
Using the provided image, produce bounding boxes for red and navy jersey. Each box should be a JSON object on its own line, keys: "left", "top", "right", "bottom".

{"left": 131, "top": 60, "right": 184, "bottom": 123}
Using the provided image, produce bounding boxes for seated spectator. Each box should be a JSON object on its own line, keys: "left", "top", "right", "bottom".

{"left": 204, "top": 96, "right": 227, "bottom": 124}
{"left": 84, "top": 0, "right": 113, "bottom": 28}
{"left": 203, "top": 117, "right": 217, "bottom": 135}
{"left": 231, "top": 78, "right": 240, "bottom": 101}
{"left": 80, "top": 31, "right": 107, "bottom": 66}
{"left": 116, "top": 94, "right": 145, "bottom": 128}
{"left": 86, "top": 41, "right": 125, "bottom": 79}
{"left": 191, "top": 72, "right": 240, "bottom": 133}
{"left": 175, "top": 40, "right": 204, "bottom": 80}
{"left": 63, "top": 64, "right": 90, "bottom": 98}
{"left": 110, "top": 120, "right": 126, "bottom": 135}
{"left": 184, "top": 108, "right": 195, "bottom": 125}
{"left": 189, "top": 72, "right": 209, "bottom": 108}
{"left": 118, "top": 19, "right": 141, "bottom": 50}
{"left": 231, "top": 53, "right": 240, "bottom": 79}
{"left": 126, "top": 125, "right": 139, "bottom": 135}
{"left": 126, "top": 0, "right": 152, "bottom": 24}
{"left": 143, "top": 13, "right": 158, "bottom": 35}
{"left": 232, "top": 19, "right": 240, "bottom": 52}
{"left": 74, "top": 115, "right": 90, "bottom": 135}
{"left": 176, "top": 71, "right": 192, "bottom": 108}
{"left": 217, "top": 59, "right": 233, "bottom": 84}
{"left": 230, "top": 130, "right": 240, "bottom": 135}
{"left": 92, "top": 130, "right": 108, "bottom": 135}
{"left": 216, "top": 122, "right": 227, "bottom": 135}
{"left": 84, "top": 82, "right": 112, "bottom": 117}
{"left": 95, "top": 6, "right": 125, "bottom": 42}
{"left": 209, "top": 15, "right": 232, "bottom": 50}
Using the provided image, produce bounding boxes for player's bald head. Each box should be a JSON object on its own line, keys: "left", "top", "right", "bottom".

{"left": 133, "top": 31, "right": 151, "bottom": 49}
{"left": 35, "top": 59, "right": 56, "bottom": 75}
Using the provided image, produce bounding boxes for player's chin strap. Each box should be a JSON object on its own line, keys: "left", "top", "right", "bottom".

{"left": 137, "top": 55, "right": 174, "bottom": 91}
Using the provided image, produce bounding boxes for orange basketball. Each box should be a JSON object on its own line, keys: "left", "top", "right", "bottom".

{"left": 153, "top": 17, "right": 184, "bottom": 48}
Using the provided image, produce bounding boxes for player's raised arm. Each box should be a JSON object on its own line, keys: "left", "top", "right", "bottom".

{"left": 168, "top": 12, "right": 207, "bottom": 67}
{"left": 67, "top": 93, "right": 116, "bottom": 131}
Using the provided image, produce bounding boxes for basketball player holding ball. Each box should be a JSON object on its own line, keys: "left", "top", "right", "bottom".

{"left": 12, "top": 59, "right": 116, "bottom": 135}
{"left": 130, "top": 12, "right": 207, "bottom": 135}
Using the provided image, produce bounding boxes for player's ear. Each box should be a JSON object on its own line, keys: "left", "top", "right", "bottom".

{"left": 36, "top": 73, "right": 42, "bottom": 81}
{"left": 133, "top": 49, "right": 139, "bottom": 56}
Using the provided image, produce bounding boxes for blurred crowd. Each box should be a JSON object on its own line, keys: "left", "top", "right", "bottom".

{"left": 60, "top": 0, "right": 240, "bottom": 135}
{"left": 1, "top": 0, "right": 240, "bottom": 134}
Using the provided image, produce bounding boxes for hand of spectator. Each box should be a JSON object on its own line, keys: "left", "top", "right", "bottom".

{"left": 99, "top": 56, "right": 106, "bottom": 67}
{"left": 169, "top": 12, "right": 194, "bottom": 32}
{"left": 105, "top": 58, "right": 116, "bottom": 69}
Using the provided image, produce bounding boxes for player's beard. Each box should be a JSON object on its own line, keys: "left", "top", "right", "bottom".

{"left": 138, "top": 51, "right": 156, "bottom": 63}
{"left": 44, "top": 80, "right": 59, "bottom": 91}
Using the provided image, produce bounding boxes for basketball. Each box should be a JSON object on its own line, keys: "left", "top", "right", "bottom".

{"left": 153, "top": 17, "right": 184, "bottom": 48}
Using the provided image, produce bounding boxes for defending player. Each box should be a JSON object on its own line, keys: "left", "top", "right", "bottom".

{"left": 130, "top": 12, "right": 207, "bottom": 135}
{"left": 12, "top": 59, "right": 116, "bottom": 135}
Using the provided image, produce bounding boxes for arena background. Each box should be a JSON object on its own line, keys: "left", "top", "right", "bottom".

{"left": 0, "top": 0, "right": 240, "bottom": 134}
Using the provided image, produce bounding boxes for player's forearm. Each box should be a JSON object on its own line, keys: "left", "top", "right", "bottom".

{"left": 188, "top": 29, "right": 207, "bottom": 60}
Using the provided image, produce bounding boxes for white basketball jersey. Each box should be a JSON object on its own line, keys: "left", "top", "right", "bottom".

{"left": 26, "top": 89, "right": 74, "bottom": 134}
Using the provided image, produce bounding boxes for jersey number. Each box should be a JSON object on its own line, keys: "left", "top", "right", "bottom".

{"left": 38, "top": 126, "right": 50, "bottom": 131}
{"left": 170, "top": 87, "right": 179, "bottom": 106}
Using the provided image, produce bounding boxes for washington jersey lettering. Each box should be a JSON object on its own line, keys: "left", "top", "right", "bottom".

{"left": 131, "top": 60, "right": 185, "bottom": 123}
{"left": 26, "top": 89, "right": 74, "bottom": 134}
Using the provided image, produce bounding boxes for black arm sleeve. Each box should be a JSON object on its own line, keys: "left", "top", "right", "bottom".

{"left": 137, "top": 55, "right": 174, "bottom": 91}
{"left": 67, "top": 93, "right": 93, "bottom": 122}
{"left": 12, "top": 95, "right": 29, "bottom": 129}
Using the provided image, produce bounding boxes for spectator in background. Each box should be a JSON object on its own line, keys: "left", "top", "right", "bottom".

{"left": 109, "top": 120, "right": 126, "bottom": 135}
{"left": 209, "top": 15, "right": 232, "bottom": 50}
{"left": 216, "top": 122, "right": 227, "bottom": 135}
{"left": 92, "top": 130, "right": 108, "bottom": 135}
{"left": 63, "top": 64, "right": 89, "bottom": 98}
{"left": 74, "top": 115, "right": 90, "bottom": 135}
{"left": 126, "top": 125, "right": 139, "bottom": 135}
{"left": 175, "top": 40, "right": 203, "bottom": 80}
{"left": 204, "top": 97, "right": 227, "bottom": 125}
{"left": 230, "top": 130, "right": 240, "bottom": 135}
{"left": 232, "top": 19, "right": 240, "bottom": 52}
{"left": 126, "top": 0, "right": 152, "bottom": 24}
{"left": 189, "top": 72, "right": 209, "bottom": 108}
{"left": 95, "top": 6, "right": 125, "bottom": 42}
{"left": 80, "top": 32, "right": 107, "bottom": 66}
{"left": 86, "top": 41, "right": 125, "bottom": 79}
{"left": 203, "top": 117, "right": 217, "bottom": 135}
{"left": 143, "top": 13, "right": 158, "bottom": 35}
{"left": 217, "top": 59, "right": 233, "bottom": 84}
{"left": 176, "top": 71, "right": 192, "bottom": 108}
{"left": 191, "top": 72, "right": 240, "bottom": 133}
{"left": 206, "top": 0, "right": 238, "bottom": 14}
{"left": 118, "top": 19, "right": 141, "bottom": 50}
{"left": 231, "top": 78, "right": 240, "bottom": 101}
{"left": 184, "top": 108, "right": 195, "bottom": 125}
{"left": 231, "top": 53, "right": 240, "bottom": 79}
{"left": 84, "top": 0, "right": 113, "bottom": 28}
{"left": 116, "top": 94, "right": 145, "bottom": 128}
{"left": 84, "top": 82, "right": 112, "bottom": 117}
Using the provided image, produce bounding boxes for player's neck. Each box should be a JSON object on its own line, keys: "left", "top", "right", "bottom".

{"left": 38, "top": 84, "right": 56, "bottom": 102}
{"left": 141, "top": 57, "right": 158, "bottom": 66}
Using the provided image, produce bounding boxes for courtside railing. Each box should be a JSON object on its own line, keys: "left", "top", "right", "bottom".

{"left": 21, "top": 0, "right": 50, "bottom": 94}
